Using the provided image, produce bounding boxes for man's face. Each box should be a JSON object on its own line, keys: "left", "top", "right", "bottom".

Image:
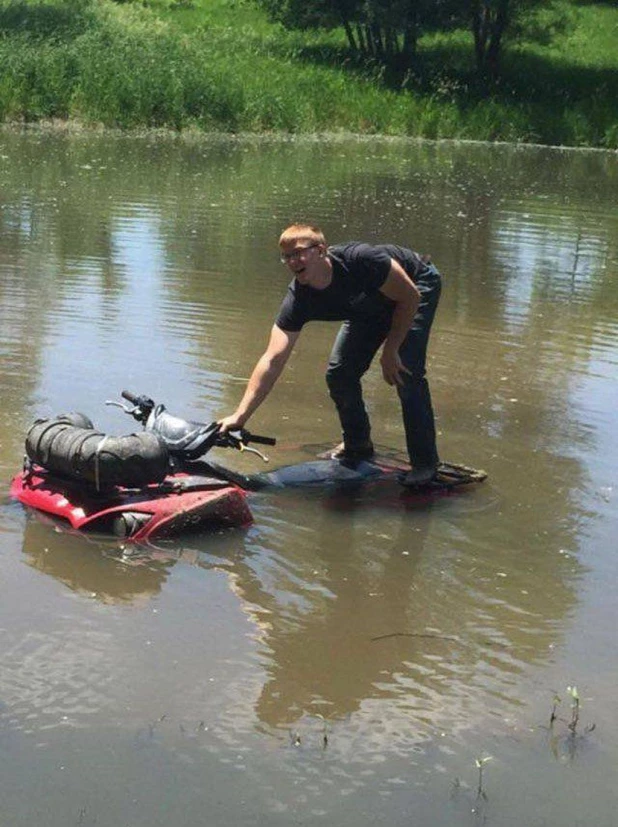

{"left": 279, "top": 240, "right": 323, "bottom": 285}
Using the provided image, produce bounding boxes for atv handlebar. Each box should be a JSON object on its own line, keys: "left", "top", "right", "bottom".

{"left": 121, "top": 389, "right": 147, "bottom": 406}
{"left": 112, "top": 391, "right": 276, "bottom": 460}
{"left": 217, "top": 429, "right": 277, "bottom": 460}
{"left": 238, "top": 430, "right": 276, "bottom": 447}
{"left": 119, "top": 390, "right": 155, "bottom": 422}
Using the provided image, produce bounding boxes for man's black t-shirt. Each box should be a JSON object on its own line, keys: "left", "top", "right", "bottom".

{"left": 275, "top": 242, "right": 424, "bottom": 332}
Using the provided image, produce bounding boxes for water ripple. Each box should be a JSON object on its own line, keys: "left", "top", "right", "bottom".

{"left": 1, "top": 626, "right": 116, "bottom": 733}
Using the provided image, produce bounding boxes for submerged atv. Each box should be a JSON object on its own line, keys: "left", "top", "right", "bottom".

{"left": 11, "top": 391, "right": 486, "bottom": 542}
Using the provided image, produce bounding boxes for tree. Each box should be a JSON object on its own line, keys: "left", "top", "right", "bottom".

{"left": 255, "top": 0, "right": 555, "bottom": 79}
{"left": 255, "top": 0, "right": 455, "bottom": 70}
{"left": 469, "top": 0, "right": 513, "bottom": 77}
{"left": 460, "top": 0, "right": 555, "bottom": 78}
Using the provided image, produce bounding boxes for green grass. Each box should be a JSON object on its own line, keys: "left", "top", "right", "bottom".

{"left": 0, "top": 0, "right": 616, "bottom": 147}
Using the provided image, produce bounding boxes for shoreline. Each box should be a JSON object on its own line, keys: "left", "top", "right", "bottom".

{"left": 2, "top": 120, "right": 617, "bottom": 155}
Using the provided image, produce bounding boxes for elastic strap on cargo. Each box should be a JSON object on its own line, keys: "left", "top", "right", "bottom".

{"left": 94, "top": 436, "right": 109, "bottom": 491}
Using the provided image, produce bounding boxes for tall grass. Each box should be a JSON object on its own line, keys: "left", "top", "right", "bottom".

{"left": 0, "top": 0, "right": 616, "bottom": 147}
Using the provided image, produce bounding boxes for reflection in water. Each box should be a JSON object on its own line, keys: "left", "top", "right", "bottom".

{"left": 0, "top": 132, "right": 617, "bottom": 826}
{"left": 198, "top": 480, "right": 585, "bottom": 742}
{"left": 15, "top": 466, "right": 585, "bottom": 742}
{"left": 20, "top": 517, "right": 172, "bottom": 604}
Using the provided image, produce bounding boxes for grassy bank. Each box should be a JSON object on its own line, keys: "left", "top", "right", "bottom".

{"left": 0, "top": 0, "right": 616, "bottom": 147}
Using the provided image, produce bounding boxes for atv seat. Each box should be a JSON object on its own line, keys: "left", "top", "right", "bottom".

{"left": 148, "top": 404, "right": 220, "bottom": 459}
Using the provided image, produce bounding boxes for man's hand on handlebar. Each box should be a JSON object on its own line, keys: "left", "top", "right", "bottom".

{"left": 218, "top": 413, "right": 248, "bottom": 434}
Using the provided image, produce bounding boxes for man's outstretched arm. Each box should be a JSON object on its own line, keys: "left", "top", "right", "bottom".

{"left": 218, "top": 324, "right": 300, "bottom": 432}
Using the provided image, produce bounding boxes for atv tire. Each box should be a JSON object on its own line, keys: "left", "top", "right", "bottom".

{"left": 25, "top": 416, "right": 170, "bottom": 489}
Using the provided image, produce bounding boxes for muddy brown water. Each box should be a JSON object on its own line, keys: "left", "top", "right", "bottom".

{"left": 1, "top": 131, "right": 617, "bottom": 826}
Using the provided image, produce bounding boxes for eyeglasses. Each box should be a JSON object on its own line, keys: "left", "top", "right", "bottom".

{"left": 280, "top": 244, "right": 319, "bottom": 264}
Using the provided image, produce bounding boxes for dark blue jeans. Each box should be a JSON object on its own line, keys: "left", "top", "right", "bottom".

{"left": 325, "top": 263, "right": 442, "bottom": 469}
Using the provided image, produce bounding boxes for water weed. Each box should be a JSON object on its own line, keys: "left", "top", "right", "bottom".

{"left": 475, "top": 756, "right": 492, "bottom": 801}
{"left": 551, "top": 685, "right": 595, "bottom": 736}
{"left": 548, "top": 685, "right": 596, "bottom": 763}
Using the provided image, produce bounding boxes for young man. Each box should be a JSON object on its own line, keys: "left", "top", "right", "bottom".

{"left": 218, "top": 224, "right": 442, "bottom": 486}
